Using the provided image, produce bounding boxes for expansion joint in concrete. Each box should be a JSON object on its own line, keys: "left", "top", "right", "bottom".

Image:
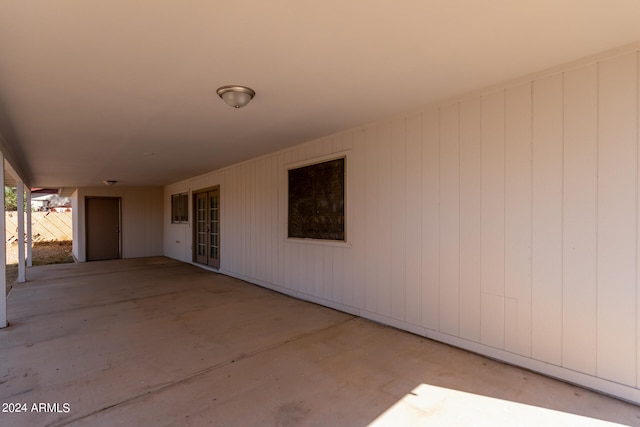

{"left": 49, "top": 316, "right": 356, "bottom": 426}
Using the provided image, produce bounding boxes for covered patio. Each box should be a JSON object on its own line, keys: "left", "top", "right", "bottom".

{"left": 1, "top": 258, "right": 638, "bottom": 426}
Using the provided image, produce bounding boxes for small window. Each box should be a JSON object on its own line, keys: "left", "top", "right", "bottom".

{"left": 288, "top": 157, "right": 345, "bottom": 241}
{"left": 171, "top": 193, "right": 188, "bottom": 223}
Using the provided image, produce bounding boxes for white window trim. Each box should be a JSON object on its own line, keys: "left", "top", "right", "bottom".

{"left": 171, "top": 192, "right": 189, "bottom": 224}
{"left": 285, "top": 150, "right": 351, "bottom": 248}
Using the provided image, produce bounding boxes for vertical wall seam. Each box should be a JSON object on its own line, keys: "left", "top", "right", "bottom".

{"left": 374, "top": 128, "right": 379, "bottom": 312}
{"left": 595, "top": 61, "right": 600, "bottom": 377}
{"left": 503, "top": 87, "right": 507, "bottom": 349}
{"left": 561, "top": 71, "right": 566, "bottom": 367}
{"left": 530, "top": 80, "right": 535, "bottom": 357}
{"left": 437, "top": 108, "right": 442, "bottom": 332}
{"left": 479, "top": 96, "right": 484, "bottom": 343}
{"left": 363, "top": 134, "right": 367, "bottom": 310}
{"left": 404, "top": 117, "right": 408, "bottom": 322}
{"left": 377, "top": 128, "right": 382, "bottom": 313}
{"left": 457, "top": 102, "right": 462, "bottom": 336}
{"left": 636, "top": 50, "right": 640, "bottom": 387}
{"left": 370, "top": 130, "right": 375, "bottom": 310}
{"left": 419, "top": 113, "right": 424, "bottom": 327}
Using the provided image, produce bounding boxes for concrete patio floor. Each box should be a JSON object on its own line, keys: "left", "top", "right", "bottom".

{"left": 1, "top": 257, "right": 639, "bottom": 426}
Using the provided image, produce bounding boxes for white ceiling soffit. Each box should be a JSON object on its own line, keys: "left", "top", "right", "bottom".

{"left": 0, "top": 1, "right": 639, "bottom": 187}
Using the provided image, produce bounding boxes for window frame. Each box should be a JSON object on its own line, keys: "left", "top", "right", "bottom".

{"left": 286, "top": 152, "right": 349, "bottom": 245}
{"left": 171, "top": 192, "right": 189, "bottom": 224}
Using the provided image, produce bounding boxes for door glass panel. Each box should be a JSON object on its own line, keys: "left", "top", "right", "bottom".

{"left": 209, "top": 192, "right": 219, "bottom": 261}
{"left": 194, "top": 188, "right": 220, "bottom": 268}
{"left": 197, "top": 196, "right": 206, "bottom": 257}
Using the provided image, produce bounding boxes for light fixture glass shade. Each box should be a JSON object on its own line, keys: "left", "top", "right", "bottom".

{"left": 216, "top": 85, "right": 255, "bottom": 108}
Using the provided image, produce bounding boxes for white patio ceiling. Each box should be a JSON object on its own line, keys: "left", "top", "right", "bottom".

{"left": 1, "top": 1, "right": 640, "bottom": 188}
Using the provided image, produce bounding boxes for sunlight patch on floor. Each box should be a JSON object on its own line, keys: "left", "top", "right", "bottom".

{"left": 369, "top": 384, "right": 626, "bottom": 426}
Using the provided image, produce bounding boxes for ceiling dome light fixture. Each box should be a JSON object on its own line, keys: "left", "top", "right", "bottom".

{"left": 216, "top": 85, "right": 255, "bottom": 109}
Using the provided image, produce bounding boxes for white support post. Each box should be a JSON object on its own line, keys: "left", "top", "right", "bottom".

{"left": 26, "top": 188, "right": 32, "bottom": 267}
{"left": 17, "top": 181, "right": 25, "bottom": 283}
{"left": 0, "top": 155, "right": 7, "bottom": 328}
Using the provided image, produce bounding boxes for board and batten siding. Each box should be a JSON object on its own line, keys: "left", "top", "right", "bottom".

{"left": 164, "top": 47, "right": 640, "bottom": 403}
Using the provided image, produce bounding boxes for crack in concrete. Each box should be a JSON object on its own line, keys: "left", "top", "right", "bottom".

{"left": 47, "top": 316, "right": 357, "bottom": 427}
{"left": 7, "top": 277, "right": 257, "bottom": 323}
{"left": 14, "top": 262, "right": 187, "bottom": 286}
{"left": 6, "top": 288, "right": 202, "bottom": 324}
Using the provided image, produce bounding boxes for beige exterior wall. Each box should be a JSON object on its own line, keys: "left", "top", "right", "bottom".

{"left": 164, "top": 44, "right": 640, "bottom": 403}
{"left": 73, "top": 187, "right": 163, "bottom": 262}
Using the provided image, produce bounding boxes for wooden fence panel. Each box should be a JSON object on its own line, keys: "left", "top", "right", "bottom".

{"left": 5, "top": 211, "right": 72, "bottom": 243}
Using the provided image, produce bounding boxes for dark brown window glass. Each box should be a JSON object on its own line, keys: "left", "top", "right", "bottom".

{"left": 288, "top": 158, "right": 345, "bottom": 241}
